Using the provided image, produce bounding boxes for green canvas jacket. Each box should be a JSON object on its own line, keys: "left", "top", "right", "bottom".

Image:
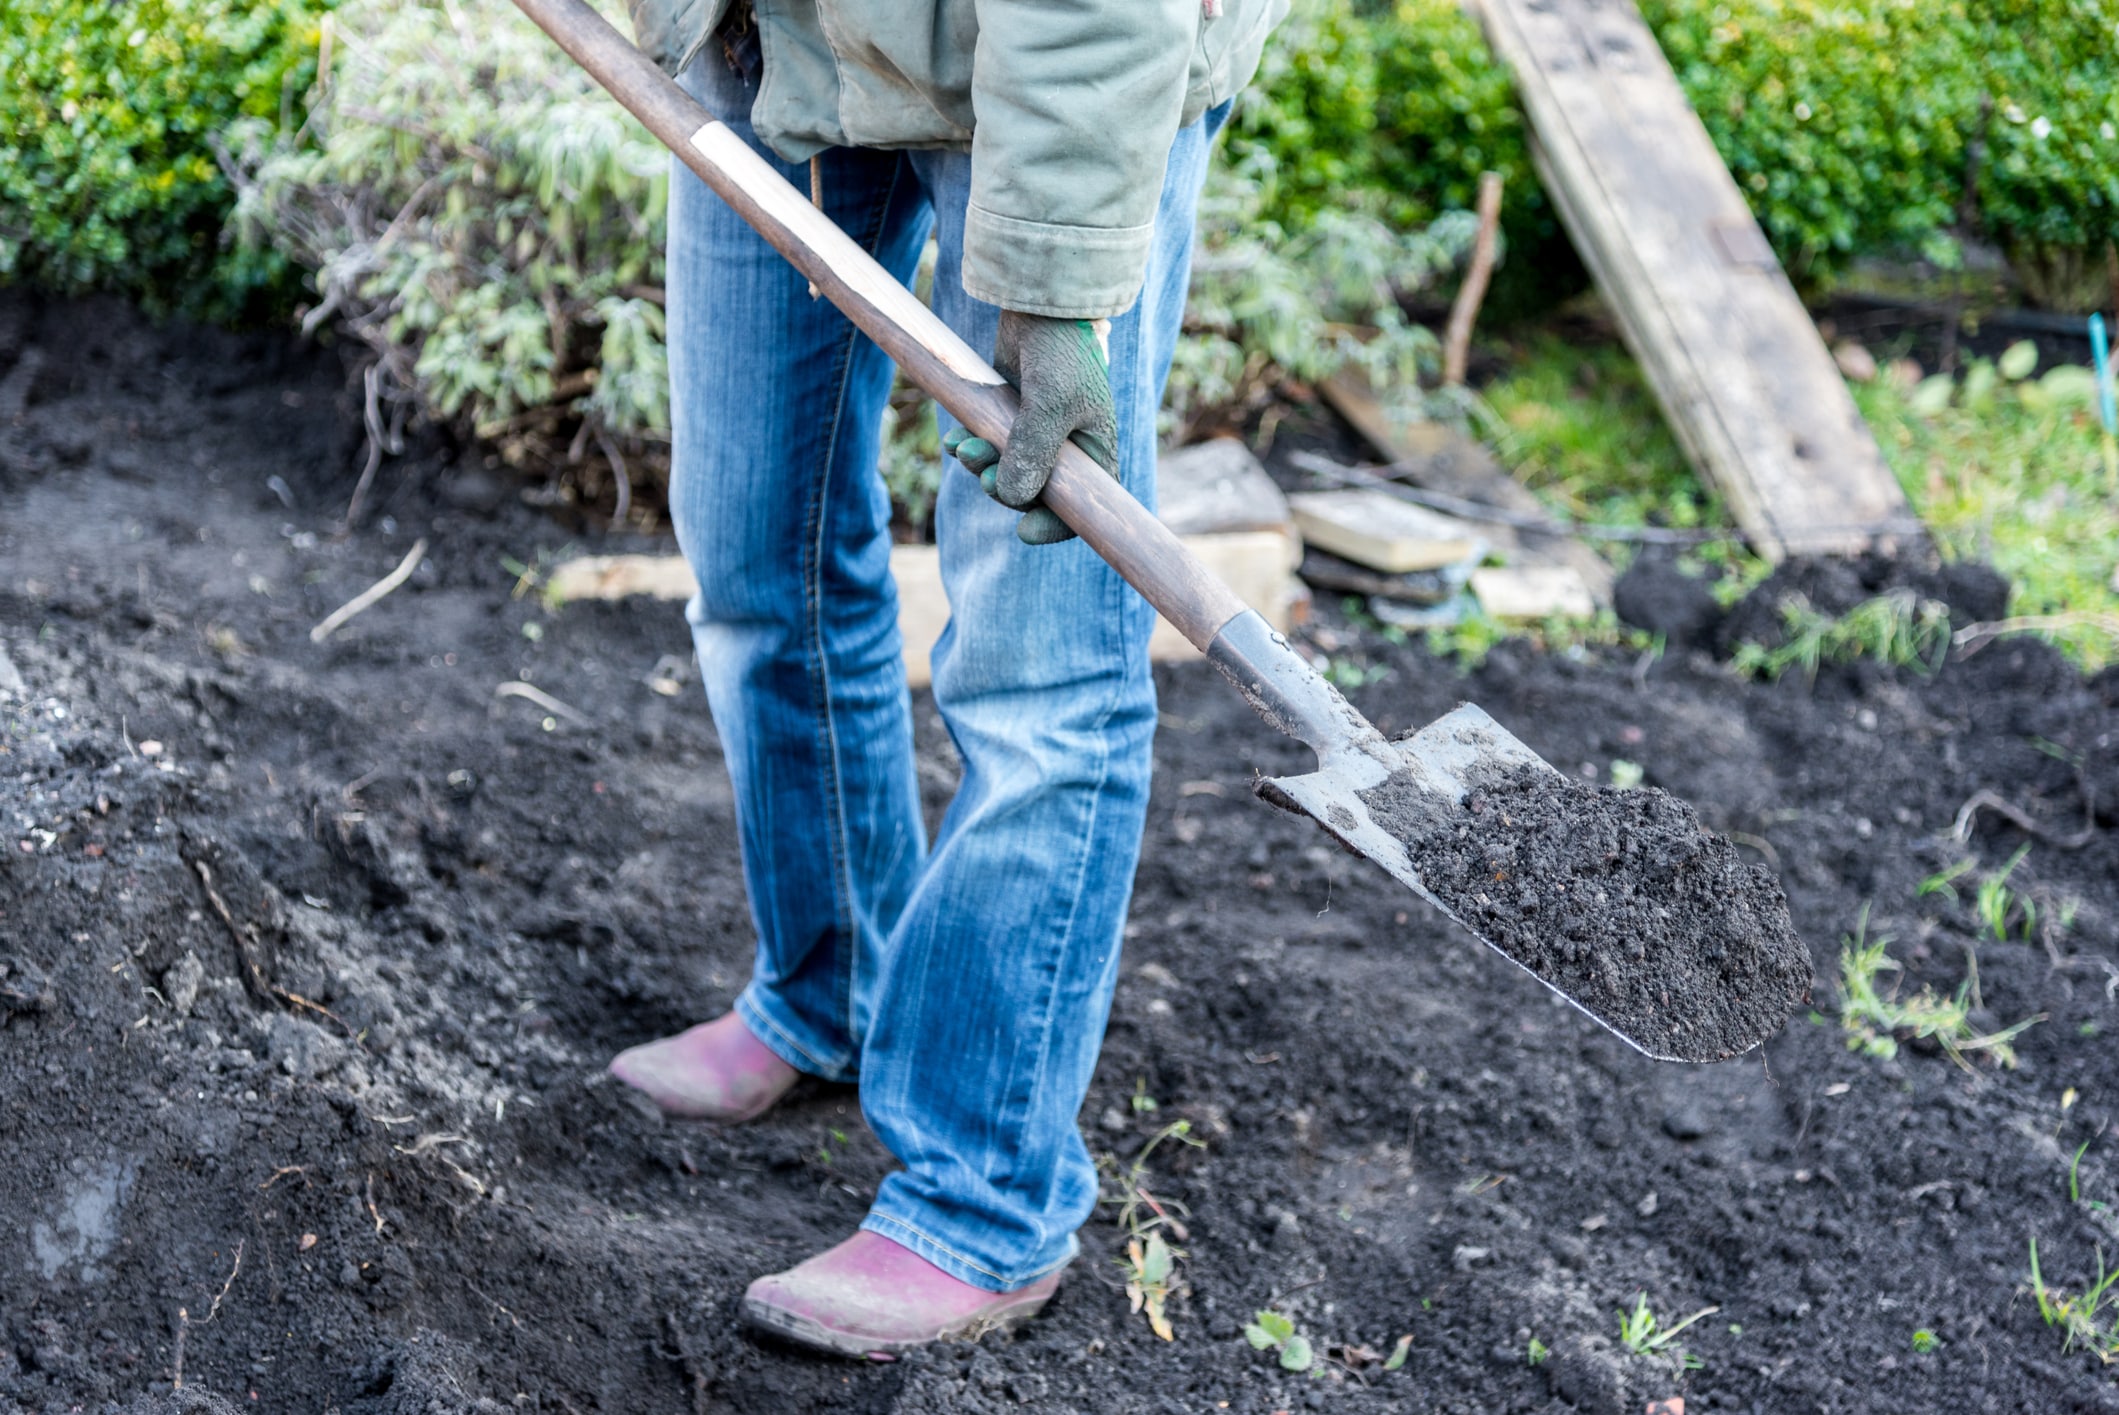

{"left": 627, "top": 0, "right": 1286, "bottom": 318}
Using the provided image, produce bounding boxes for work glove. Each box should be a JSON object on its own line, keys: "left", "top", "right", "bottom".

{"left": 941, "top": 310, "right": 1118, "bottom": 545}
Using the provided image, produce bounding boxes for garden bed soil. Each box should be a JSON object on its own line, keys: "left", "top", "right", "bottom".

{"left": 4, "top": 291, "right": 2119, "bottom": 1415}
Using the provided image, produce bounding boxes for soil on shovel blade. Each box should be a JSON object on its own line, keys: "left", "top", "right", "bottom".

{"left": 5, "top": 290, "right": 2119, "bottom": 1415}
{"left": 1371, "top": 764, "right": 1811, "bottom": 1063}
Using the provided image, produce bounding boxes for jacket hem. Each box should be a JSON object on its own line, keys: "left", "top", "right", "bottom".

{"left": 960, "top": 204, "right": 1153, "bottom": 320}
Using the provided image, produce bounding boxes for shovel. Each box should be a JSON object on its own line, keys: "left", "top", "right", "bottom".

{"left": 510, "top": 0, "right": 1802, "bottom": 1064}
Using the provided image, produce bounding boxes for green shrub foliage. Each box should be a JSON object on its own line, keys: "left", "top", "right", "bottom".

{"left": 1237, "top": 0, "right": 2118, "bottom": 305}
{"left": 0, "top": 0, "right": 323, "bottom": 317}
{"left": 1640, "top": 0, "right": 1974, "bottom": 277}
{"left": 1969, "top": 0, "right": 2119, "bottom": 310}
{"left": 1226, "top": 0, "right": 1568, "bottom": 307}
{"left": 234, "top": 0, "right": 671, "bottom": 483}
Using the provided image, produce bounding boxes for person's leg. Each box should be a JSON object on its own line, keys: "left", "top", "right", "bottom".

{"left": 849, "top": 104, "right": 1232, "bottom": 1289}
{"left": 639, "top": 36, "right": 935, "bottom": 1094}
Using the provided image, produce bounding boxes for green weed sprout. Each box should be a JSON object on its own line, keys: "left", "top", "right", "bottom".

{"left": 1836, "top": 907, "right": 2042, "bottom": 1068}
{"left": 1911, "top": 1328, "right": 1940, "bottom": 1353}
{"left": 1244, "top": 1310, "right": 1315, "bottom": 1372}
{"left": 2028, "top": 1237, "right": 2119, "bottom": 1363}
{"left": 1730, "top": 590, "right": 1950, "bottom": 682}
{"left": 1526, "top": 1336, "right": 1551, "bottom": 1366}
{"left": 1974, "top": 844, "right": 2036, "bottom": 942}
{"left": 1123, "top": 1231, "right": 1179, "bottom": 1342}
{"left": 1098, "top": 1119, "right": 1203, "bottom": 1341}
{"left": 1616, "top": 1292, "right": 1717, "bottom": 1370}
{"left": 1917, "top": 858, "right": 1977, "bottom": 903}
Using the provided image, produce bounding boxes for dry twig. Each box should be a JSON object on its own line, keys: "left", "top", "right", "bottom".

{"left": 310, "top": 538, "right": 428, "bottom": 644}
{"left": 492, "top": 680, "right": 594, "bottom": 727}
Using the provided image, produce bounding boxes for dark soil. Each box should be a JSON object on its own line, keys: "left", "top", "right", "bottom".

{"left": 5, "top": 290, "right": 2119, "bottom": 1415}
{"left": 1375, "top": 765, "right": 1810, "bottom": 1064}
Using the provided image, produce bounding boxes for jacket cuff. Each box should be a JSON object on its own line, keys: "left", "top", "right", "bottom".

{"left": 960, "top": 203, "right": 1154, "bottom": 320}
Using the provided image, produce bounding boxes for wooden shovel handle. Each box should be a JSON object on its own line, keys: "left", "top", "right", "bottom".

{"left": 510, "top": 0, "right": 1248, "bottom": 650}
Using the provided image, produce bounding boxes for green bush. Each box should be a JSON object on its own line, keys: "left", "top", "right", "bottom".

{"left": 1641, "top": 0, "right": 1973, "bottom": 278}
{"left": 1225, "top": 0, "right": 1572, "bottom": 311}
{"left": 233, "top": 0, "right": 671, "bottom": 509}
{"left": 1970, "top": 0, "right": 2119, "bottom": 310}
{"left": 1238, "top": 0, "right": 2117, "bottom": 307}
{"left": 0, "top": 0, "right": 324, "bottom": 319}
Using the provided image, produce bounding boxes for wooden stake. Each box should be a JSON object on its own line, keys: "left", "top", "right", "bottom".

{"left": 1442, "top": 172, "right": 1505, "bottom": 388}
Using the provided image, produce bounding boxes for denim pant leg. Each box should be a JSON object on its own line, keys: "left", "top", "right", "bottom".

{"left": 857, "top": 104, "right": 1229, "bottom": 1290}
{"left": 667, "top": 50, "right": 935, "bottom": 1081}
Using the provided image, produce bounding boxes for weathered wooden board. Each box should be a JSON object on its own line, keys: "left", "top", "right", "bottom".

{"left": 1287, "top": 489, "right": 1487, "bottom": 574}
{"left": 548, "top": 533, "right": 1304, "bottom": 689}
{"left": 1462, "top": 0, "right": 1914, "bottom": 560}
{"left": 1316, "top": 369, "right": 1615, "bottom": 603}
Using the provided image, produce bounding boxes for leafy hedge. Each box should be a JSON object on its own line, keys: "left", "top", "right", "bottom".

{"left": 231, "top": 0, "right": 671, "bottom": 507}
{"left": 1968, "top": 0, "right": 2119, "bottom": 310}
{"left": 1232, "top": 0, "right": 2119, "bottom": 308}
{"left": 1643, "top": 0, "right": 2119, "bottom": 301}
{"left": 0, "top": 0, "right": 325, "bottom": 319}
{"left": 1224, "top": 0, "right": 1569, "bottom": 309}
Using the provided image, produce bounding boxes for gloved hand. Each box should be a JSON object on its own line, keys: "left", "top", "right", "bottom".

{"left": 941, "top": 310, "right": 1118, "bottom": 545}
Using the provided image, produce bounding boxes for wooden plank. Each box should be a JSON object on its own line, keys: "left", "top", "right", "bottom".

{"left": 1286, "top": 489, "right": 1487, "bottom": 574}
{"left": 1315, "top": 371, "right": 1615, "bottom": 603}
{"left": 1462, "top": 0, "right": 1913, "bottom": 560}
{"left": 1470, "top": 565, "right": 1597, "bottom": 619}
{"left": 546, "top": 529, "right": 1306, "bottom": 689}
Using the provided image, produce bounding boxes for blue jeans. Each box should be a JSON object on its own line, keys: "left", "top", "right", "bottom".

{"left": 668, "top": 40, "right": 1227, "bottom": 1290}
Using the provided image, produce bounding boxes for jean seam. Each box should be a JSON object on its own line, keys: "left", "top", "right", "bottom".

{"left": 737, "top": 986, "right": 852, "bottom": 1080}
{"left": 808, "top": 154, "right": 912, "bottom": 1043}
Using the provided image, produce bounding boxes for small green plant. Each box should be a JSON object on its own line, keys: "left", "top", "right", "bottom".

{"left": 1607, "top": 760, "right": 1645, "bottom": 790}
{"left": 1245, "top": 1309, "right": 1316, "bottom": 1372}
{"left": 1918, "top": 858, "right": 1977, "bottom": 903}
{"left": 1911, "top": 1328, "right": 1940, "bottom": 1354}
{"left": 1837, "top": 907, "right": 2042, "bottom": 1068}
{"left": 1616, "top": 1292, "right": 1716, "bottom": 1370}
{"left": 2028, "top": 1237, "right": 2119, "bottom": 1364}
{"left": 1098, "top": 1119, "right": 1204, "bottom": 1342}
{"left": 1973, "top": 845, "right": 2036, "bottom": 943}
{"left": 1526, "top": 1336, "right": 1551, "bottom": 1366}
{"left": 1383, "top": 1334, "right": 1412, "bottom": 1371}
{"left": 1730, "top": 590, "right": 1951, "bottom": 682}
{"left": 1123, "top": 1231, "right": 1179, "bottom": 1342}
{"left": 2070, "top": 1142, "right": 2091, "bottom": 1204}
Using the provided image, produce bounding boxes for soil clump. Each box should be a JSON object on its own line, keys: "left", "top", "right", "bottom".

{"left": 1369, "top": 764, "right": 1810, "bottom": 1062}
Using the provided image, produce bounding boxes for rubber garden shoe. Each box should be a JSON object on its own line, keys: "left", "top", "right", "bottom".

{"left": 741, "top": 1230, "right": 1063, "bottom": 1357}
{"left": 607, "top": 1011, "right": 799, "bottom": 1122}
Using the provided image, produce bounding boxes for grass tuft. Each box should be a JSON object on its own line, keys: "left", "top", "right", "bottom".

{"left": 1730, "top": 589, "right": 1951, "bottom": 681}
{"left": 1836, "top": 906, "right": 2042, "bottom": 1068}
{"left": 2029, "top": 1237, "right": 2119, "bottom": 1364}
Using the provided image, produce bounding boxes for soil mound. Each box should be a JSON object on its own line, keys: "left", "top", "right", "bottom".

{"left": 1370, "top": 765, "right": 1809, "bottom": 1062}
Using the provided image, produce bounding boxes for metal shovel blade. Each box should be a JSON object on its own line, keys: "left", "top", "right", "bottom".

{"left": 1253, "top": 704, "right": 1689, "bottom": 1063}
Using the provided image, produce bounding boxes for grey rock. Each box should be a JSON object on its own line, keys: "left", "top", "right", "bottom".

{"left": 266, "top": 1012, "right": 345, "bottom": 1080}
{"left": 1660, "top": 1102, "right": 1713, "bottom": 1140}
{"left": 0, "top": 641, "right": 24, "bottom": 695}
{"left": 162, "top": 951, "right": 204, "bottom": 1017}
